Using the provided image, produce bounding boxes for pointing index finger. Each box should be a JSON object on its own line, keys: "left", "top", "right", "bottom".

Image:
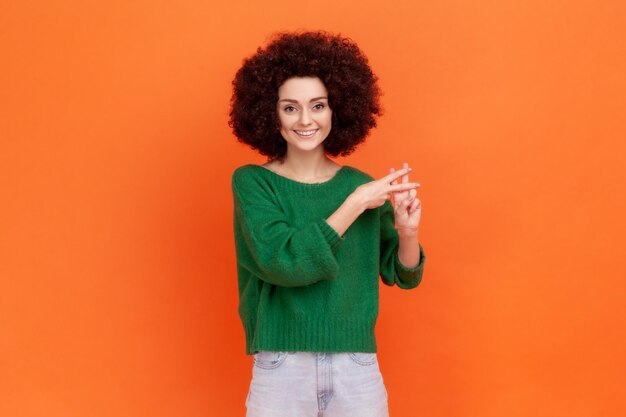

{"left": 402, "top": 162, "right": 409, "bottom": 184}
{"left": 390, "top": 167, "right": 398, "bottom": 185}
{"left": 384, "top": 166, "right": 412, "bottom": 183}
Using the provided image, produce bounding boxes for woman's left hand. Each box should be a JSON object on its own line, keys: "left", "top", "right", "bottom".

{"left": 389, "top": 162, "right": 422, "bottom": 232}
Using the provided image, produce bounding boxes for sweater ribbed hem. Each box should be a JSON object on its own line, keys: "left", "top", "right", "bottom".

{"left": 394, "top": 243, "right": 426, "bottom": 288}
{"left": 318, "top": 219, "right": 345, "bottom": 252}
{"left": 396, "top": 243, "right": 426, "bottom": 273}
{"left": 243, "top": 316, "right": 378, "bottom": 355}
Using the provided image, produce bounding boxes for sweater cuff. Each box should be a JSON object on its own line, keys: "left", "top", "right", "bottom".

{"left": 318, "top": 219, "right": 345, "bottom": 253}
{"left": 395, "top": 243, "right": 426, "bottom": 280}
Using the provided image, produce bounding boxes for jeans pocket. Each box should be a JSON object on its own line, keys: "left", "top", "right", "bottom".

{"left": 348, "top": 352, "right": 378, "bottom": 366}
{"left": 253, "top": 351, "right": 288, "bottom": 369}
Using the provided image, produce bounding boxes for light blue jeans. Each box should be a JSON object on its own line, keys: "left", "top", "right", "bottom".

{"left": 245, "top": 351, "right": 389, "bottom": 417}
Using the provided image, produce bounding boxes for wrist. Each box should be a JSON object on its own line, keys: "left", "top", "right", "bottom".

{"left": 396, "top": 226, "right": 419, "bottom": 238}
{"left": 347, "top": 193, "right": 366, "bottom": 215}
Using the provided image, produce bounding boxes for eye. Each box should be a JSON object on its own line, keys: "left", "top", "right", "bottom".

{"left": 283, "top": 105, "right": 297, "bottom": 113}
{"left": 312, "top": 103, "right": 326, "bottom": 110}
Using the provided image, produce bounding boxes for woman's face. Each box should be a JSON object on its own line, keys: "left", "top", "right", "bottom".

{"left": 276, "top": 76, "right": 332, "bottom": 154}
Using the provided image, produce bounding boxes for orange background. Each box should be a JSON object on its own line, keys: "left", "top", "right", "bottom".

{"left": 1, "top": 1, "right": 625, "bottom": 416}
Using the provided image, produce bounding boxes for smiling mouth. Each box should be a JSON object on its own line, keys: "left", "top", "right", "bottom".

{"left": 294, "top": 129, "right": 318, "bottom": 138}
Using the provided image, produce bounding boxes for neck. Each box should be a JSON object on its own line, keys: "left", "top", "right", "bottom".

{"left": 279, "top": 148, "right": 335, "bottom": 178}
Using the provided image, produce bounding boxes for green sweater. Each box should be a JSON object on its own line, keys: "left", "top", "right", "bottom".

{"left": 232, "top": 164, "right": 426, "bottom": 355}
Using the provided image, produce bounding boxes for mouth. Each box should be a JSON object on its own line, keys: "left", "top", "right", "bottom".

{"left": 294, "top": 129, "right": 318, "bottom": 138}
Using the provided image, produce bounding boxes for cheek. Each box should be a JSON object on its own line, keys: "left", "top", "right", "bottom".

{"left": 277, "top": 114, "right": 292, "bottom": 130}
{"left": 324, "top": 111, "right": 333, "bottom": 129}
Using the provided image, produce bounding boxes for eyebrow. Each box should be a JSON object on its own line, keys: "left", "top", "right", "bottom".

{"left": 278, "top": 97, "right": 328, "bottom": 103}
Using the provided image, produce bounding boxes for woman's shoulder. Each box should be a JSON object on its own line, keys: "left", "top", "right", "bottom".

{"left": 340, "top": 165, "right": 375, "bottom": 182}
{"left": 231, "top": 164, "right": 264, "bottom": 192}
{"left": 232, "top": 163, "right": 267, "bottom": 180}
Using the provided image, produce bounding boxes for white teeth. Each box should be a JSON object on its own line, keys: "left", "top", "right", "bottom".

{"left": 295, "top": 129, "right": 317, "bottom": 137}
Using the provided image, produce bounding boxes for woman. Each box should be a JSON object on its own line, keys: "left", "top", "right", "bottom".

{"left": 229, "top": 30, "right": 426, "bottom": 417}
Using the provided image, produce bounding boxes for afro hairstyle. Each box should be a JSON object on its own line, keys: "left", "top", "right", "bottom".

{"left": 228, "top": 31, "right": 382, "bottom": 160}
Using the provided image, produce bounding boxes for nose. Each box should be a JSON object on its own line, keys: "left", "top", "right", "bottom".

{"left": 299, "top": 109, "right": 312, "bottom": 126}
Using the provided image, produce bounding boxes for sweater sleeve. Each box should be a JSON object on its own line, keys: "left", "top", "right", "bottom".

{"left": 379, "top": 200, "right": 426, "bottom": 289}
{"left": 232, "top": 169, "right": 345, "bottom": 288}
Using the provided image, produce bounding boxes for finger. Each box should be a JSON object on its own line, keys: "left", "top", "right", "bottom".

{"left": 409, "top": 188, "right": 417, "bottom": 199}
{"left": 402, "top": 162, "right": 409, "bottom": 184}
{"left": 390, "top": 167, "right": 398, "bottom": 186}
{"left": 390, "top": 182, "right": 420, "bottom": 192}
{"left": 398, "top": 195, "right": 412, "bottom": 208}
{"left": 383, "top": 166, "right": 412, "bottom": 183}
{"left": 409, "top": 198, "right": 421, "bottom": 212}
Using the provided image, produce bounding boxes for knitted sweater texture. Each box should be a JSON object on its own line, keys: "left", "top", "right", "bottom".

{"left": 232, "top": 164, "right": 426, "bottom": 355}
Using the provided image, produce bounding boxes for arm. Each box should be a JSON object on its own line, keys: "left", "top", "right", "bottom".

{"left": 391, "top": 163, "right": 422, "bottom": 268}
{"left": 381, "top": 163, "right": 426, "bottom": 289}
{"left": 379, "top": 200, "right": 426, "bottom": 289}
{"left": 233, "top": 170, "right": 344, "bottom": 288}
{"left": 327, "top": 167, "right": 419, "bottom": 236}
{"left": 326, "top": 166, "right": 425, "bottom": 288}
{"left": 397, "top": 228, "right": 421, "bottom": 268}
{"left": 325, "top": 194, "right": 365, "bottom": 237}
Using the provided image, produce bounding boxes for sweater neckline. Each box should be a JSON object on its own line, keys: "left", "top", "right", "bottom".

{"left": 252, "top": 164, "right": 348, "bottom": 189}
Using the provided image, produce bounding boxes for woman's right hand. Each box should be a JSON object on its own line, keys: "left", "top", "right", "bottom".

{"left": 350, "top": 167, "right": 420, "bottom": 211}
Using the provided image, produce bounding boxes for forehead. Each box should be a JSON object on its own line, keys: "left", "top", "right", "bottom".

{"left": 277, "top": 77, "right": 328, "bottom": 100}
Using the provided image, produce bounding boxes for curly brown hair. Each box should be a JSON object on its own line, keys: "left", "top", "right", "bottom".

{"left": 228, "top": 31, "right": 382, "bottom": 160}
